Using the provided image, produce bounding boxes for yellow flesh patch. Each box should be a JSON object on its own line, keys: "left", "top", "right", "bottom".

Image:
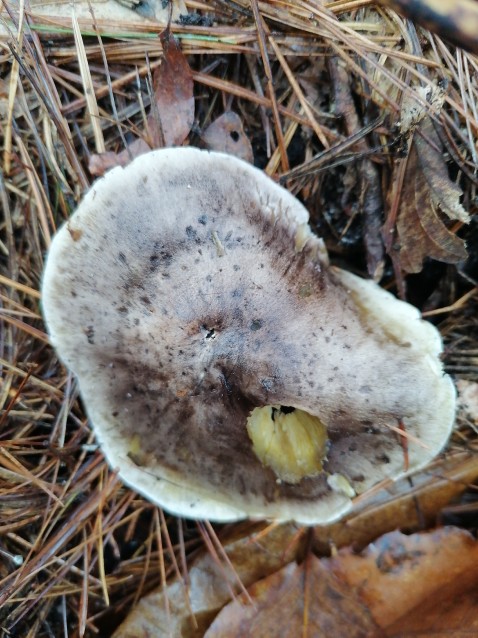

{"left": 246, "top": 406, "right": 328, "bottom": 484}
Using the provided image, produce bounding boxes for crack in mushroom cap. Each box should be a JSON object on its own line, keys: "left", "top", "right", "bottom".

{"left": 42, "top": 147, "right": 456, "bottom": 525}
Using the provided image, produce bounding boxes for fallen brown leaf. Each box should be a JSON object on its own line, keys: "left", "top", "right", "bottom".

{"left": 89, "top": 30, "right": 194, "bottom": 176}
{"left": 394, "top": 117, "right": 469, "bottom": 273}
{"left": 390, "top": 587, "right": 478, "bottom": 638}
{"left": 113, "top": 454, "right": 478, "bottom": 637}
{"left": 200, "top": 112, "right": 254, "bottom": 163}
{"left": 205, "top": 555, "right": 381, "bottom": 638}
{"left": 330, "top": 56, "right": 385, "bottom": 280}
{"left": 112, "top": 523, "right": 306, "bottom": 638}
{"left": 208, "top": 527, "right": 478, "bottom": 637}
{"left": 415, "top": 118, "right": 470, "bottom": 224}
{"left": 330, "top": 526, "right": 478, "bottom": 635}
{"left": 150, "top": 30, "right": 194, "bottom": 148}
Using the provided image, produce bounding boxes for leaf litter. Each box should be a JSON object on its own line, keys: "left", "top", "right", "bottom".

{"left": 207, "top": 527, "right": 478, "bottom": 637}
{"left": 114, "top": 523, "right": 478, "bottom": 637}
{"left": 114, "top": 453, "right": 478, "bottom": 637}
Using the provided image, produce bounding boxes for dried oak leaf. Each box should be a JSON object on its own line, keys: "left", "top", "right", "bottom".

{"left": 89, "top": 31, "right": 193, "bottom": 176}
{"left": 207, "top": 527, "right": 478, "bottom": 637}
{"left": 395, "top": 117, "right": 469, "bottom": 273}
{"left": 205, "top": 555, "right": 381, "bottom": 638}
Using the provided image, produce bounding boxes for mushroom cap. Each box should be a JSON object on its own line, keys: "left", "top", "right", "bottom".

{"left": 42, "top": 147, "right": 455, "bottom": 525}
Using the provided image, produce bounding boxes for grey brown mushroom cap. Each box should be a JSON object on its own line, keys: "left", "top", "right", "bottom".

{"left": 42, "top": 147, "right": 455, "bottom": 525}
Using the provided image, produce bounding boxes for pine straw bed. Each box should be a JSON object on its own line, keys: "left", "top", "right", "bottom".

{"left": 0, "top": 1, "right": 477, "bottom": 636}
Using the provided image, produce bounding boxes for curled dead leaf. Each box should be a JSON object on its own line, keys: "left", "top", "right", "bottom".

{"left": 388, "top": 115, "right": 469, "bottom": 274}
{"left": 414, "top": 118, "right": 470, "bottom": 225}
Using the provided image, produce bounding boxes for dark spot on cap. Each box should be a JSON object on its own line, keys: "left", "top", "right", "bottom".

{"left": 84, "top": 325, "right": 95, "bottom": 344}
{"left": 203, "top": 326, "right": 216, "bottom": 340}
{"left": 186, "top": 226, "right": 200, "bottom": 243}
{"left": 250, "top": 319, "right": 263, "bottom": 331}
{"left": 149, "top": 255, "right": 160, "bottom": 270}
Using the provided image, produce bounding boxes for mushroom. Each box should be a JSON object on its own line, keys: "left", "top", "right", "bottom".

{"left": 42, "top": 147, "right": 455, "bottom": 525}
